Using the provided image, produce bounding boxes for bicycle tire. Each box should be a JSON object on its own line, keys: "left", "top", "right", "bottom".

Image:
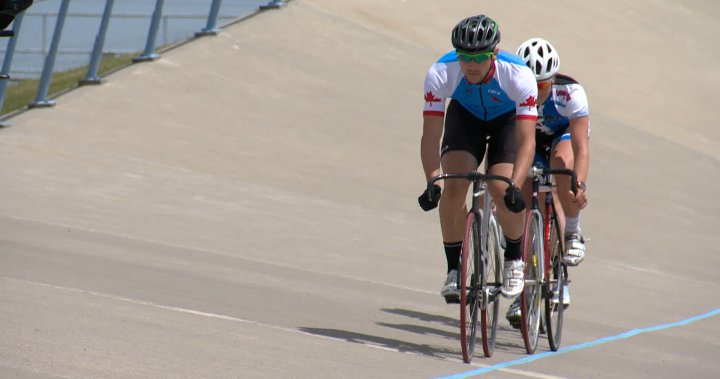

{"left": 459, "top": 211, "right": 481, "bottom": 363}
{"left": 544, "top": 208, "right": 565, "bottom": 350}
{"left": 520, "top": 211, "right": 542, "bottom": 354}
{"left": 480, "top": 215, "right": 501, "bottom": 357}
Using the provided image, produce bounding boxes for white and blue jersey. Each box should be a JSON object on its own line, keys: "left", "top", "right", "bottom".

{"left": 423, "top": 50, "right": 538, "bottom": 122}
{"left": 537, "top": 74, "right": 590, "bottom": 139}
{"left": 533, "top": 74, "right": 590, "bottom": 167}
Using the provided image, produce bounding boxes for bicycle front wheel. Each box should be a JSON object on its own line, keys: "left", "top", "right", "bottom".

{"left": 544, "top": 209, "right": 566, "bottom": 351}
{"left": 459, "top": 211, "right": 481, "bottom": 363}
{"left": 520, "top": 211, "right": 542, "bottom": 354}
{"left": 480, "top": 215, "right": 501, "bottom": 357}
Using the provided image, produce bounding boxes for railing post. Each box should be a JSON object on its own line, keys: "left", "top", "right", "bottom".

{"left": 133, "top": 0, "right": 164, "bottom": 62}
{"left": 260, "top": 0, "right": 285, "bottom": 10}
{"left": 195, "top": 0, "right": 222, "bottom": 37}
{"left": 29, "top": 0, "right": 71, "bottom": 108}
{"left": 80, "top": 0, "right": 116, "bottom": 85}
{"left": 0, "top": 12, "right": 26, "bottom": 126}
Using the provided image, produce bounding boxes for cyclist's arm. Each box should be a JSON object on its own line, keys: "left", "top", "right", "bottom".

{"left": 421, "top": 115, "right": 444, "bottom": 181}
{"left": 505, "top": 64, "right": 538, "bottom": 187}
{"left": 511, "top": 117, "right": 536, "bottom": 188}
{"left": 569, "top": 115, "right": 590, "bottom": 185}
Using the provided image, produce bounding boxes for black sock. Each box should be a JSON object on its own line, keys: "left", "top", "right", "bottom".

{"left": 444, "top": 241, "right": 462, "bottom": 273}
{"left": 504, "top": 236, "right": 522, "bottom": 261}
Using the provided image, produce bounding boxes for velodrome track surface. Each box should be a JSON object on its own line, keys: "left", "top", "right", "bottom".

{"left": 1, "top": 0, "right": 718, "bottom": 378}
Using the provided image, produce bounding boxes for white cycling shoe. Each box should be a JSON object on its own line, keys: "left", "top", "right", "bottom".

{"left": 564, "top": 233, "right": 586, "bottom": 266}
{"left": 501, "top": 259, "right": 525, "bottom": 298}
{"left": 441, "top": 269, "right": 460, "bottom": 303}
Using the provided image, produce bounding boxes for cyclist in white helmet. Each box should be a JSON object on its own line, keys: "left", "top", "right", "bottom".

{"left": 506, "top": 37, "right": 591, "bottom": 327}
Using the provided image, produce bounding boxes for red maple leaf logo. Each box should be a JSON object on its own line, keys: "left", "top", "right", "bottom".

{"left": 520, "top": 95, "right": 538, "bottom": 109}
{"left": 557, "top": 89, "right": 572, "bottom": 102}
{"left": 424, "top": 91, "right": 441, "bottom": 105}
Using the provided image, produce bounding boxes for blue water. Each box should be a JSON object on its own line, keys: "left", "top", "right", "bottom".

{"left": 1, "top": 0, "right": 276, "bottom": 78}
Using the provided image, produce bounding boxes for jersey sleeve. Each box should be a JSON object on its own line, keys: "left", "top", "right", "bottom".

{"left": 556, "top": 84, "right": 590, "bottom": 119}
{"left": 504, "top": 65, "right": 539, "bottom": 121}
{"left": 423, "top": 64, "right": 449, "bottom": 117}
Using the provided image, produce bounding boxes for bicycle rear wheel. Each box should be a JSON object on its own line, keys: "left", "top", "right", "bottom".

{"left": 480, "top": 215, "right": 501, "bottom": 357}
{"left": 520, "top": 211, "right": 542, "bottom": 354}
{"left": 544, "top": 210, "right": 566, "bottom": 351}
{"left": 459, "top": 211, "right": 481, "bottom": 363}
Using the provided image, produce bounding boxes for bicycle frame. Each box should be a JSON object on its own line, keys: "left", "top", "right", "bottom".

{"left": 542, "top": 185, "right": 564, "bottom": 281}
{"left": 475, "top": 179, "right": 500, "bottom": 305}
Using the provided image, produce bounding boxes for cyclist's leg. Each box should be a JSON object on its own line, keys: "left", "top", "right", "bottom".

{"left": 550, "top": 136, "right": 579, "bottom": 220}
{"left": 550, "top": 135, "right": 585, "bottom": 265}
{"left": 438, "top": 100, "right": 486, "bottom": 300}
{"left": 439, "top": 151, "right": 476, "bottom": 302}
{"left": 488, "top": 163, "right": 523, "bottom": 242}
{"left": 439, "top": 152, "right": 477, "bottom": 243}
{"left": 485, "top": 112, "right": 523, "bottom": 247}
{"left": 485, "top": 111, "right": 525, "bottom": 297}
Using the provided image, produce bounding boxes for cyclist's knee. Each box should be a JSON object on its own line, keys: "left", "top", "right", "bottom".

{"left": 440, "top": 182, "right": 469, "bottom": 204}
{"left": 551, "top": 150, "right": 574, "bottom": 169}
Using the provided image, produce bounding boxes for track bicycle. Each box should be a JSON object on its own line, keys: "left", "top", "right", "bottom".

{"left": 519, "top": 166, "right": 577, "bottom": 354}
{"left": 427, "top": 172, "right": 515, "bottom": 362}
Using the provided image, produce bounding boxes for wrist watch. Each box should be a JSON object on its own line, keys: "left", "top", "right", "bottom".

{"left": 577, "top": 180, "right": 587, "bottom": 191}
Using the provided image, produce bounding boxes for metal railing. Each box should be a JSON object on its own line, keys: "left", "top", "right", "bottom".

{"left": 8, "top": 12, "right": 239, "bottom": 75}
{"left": 0, "top": 0, "right": 287, "bottom": 122}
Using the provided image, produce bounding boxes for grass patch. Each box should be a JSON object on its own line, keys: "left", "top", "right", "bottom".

{"left": 1, "top": 52, "right": 137, "bottom": 115}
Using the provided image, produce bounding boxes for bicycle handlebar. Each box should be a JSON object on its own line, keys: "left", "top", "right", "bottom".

{"left": 427, "top": 172, "right": 515, "bottom": 192}
{"left": 528, "top": 166, "right": 578, "bottom": 194}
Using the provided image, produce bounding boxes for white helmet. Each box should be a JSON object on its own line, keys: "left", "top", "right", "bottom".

{"left": 516, "top": 38, "right": 560, "bottom": 81}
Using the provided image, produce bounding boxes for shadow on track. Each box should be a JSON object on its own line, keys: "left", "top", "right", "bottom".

{"left": 299, "top": 307, "right": 528, "bottom": 360}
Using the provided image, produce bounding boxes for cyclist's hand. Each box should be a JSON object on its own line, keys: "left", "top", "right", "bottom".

{"left": 503, "top": 185, "right": 526, "bottom": 213}
{"left": 570, "top": 188, "right": 588, "bottom": 209}
{"left": 418, "top": 184, "right": 442, "bottom": 211}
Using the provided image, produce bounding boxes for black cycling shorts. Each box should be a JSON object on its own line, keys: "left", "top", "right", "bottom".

{"left": 441, "top": 99, "right": 518, "bottom": 167}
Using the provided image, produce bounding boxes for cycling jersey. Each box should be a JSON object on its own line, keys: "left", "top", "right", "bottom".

{"left": 533, "top": 74, "right": 591, "bottom": 167}
{"left": 536, "top": 74, "right": 590, "bottom": 137}
{"left": 423, "top": 50, "right": 538, "bottom": 121}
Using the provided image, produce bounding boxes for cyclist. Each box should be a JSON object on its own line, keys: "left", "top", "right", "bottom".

{"left": 506, "top": 37, "right": 590, "bottom": 325}
{"left": 418, "top": 15, "right": 538, "bottom": 303}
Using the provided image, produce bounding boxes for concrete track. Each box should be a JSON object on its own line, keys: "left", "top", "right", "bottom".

{"left": 0, "top": 1, "right": 718, "bottom": 378}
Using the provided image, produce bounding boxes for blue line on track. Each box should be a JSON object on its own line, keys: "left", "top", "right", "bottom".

{"left": 434, "top": 308, "right": 720, "bottom": 379}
